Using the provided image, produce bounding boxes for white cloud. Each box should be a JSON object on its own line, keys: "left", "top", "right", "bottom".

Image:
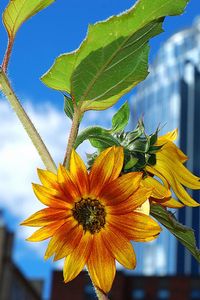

{"left": 0, "top": 98, "right": 115, "bottom": 258}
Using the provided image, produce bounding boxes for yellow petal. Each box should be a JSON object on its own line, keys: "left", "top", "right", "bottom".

{"left": 102, "top": 225, "right": 136, "bottom": 269}
{"left": 108, "top": 212, "right": 161, "bottom": 242}
{"left": 70, "top": 149, "right": 89, "bottom": 196}
{"left": 107, "top": 186, "right": 152, "bottom": 215}
{"left": 32, "top": 184, "right": 71, "bottom": 209}
{"left": 37, "top": 169, "right": 59, "bottom": 189}
{"left": 135, "top": 199, "right": 150, "bottom": 215}
{"left": 157, "top": 153, "right": 200, "bottom": 189}
{"left": 142, "top": 176, "right": 171, "bottom": 199}
{"left": 87, "top": 232, "right": 116, "bottom": 293}
{"left": 44, "top": 217, "right": 78, "bottom": 260}
{"left": 26, "top": 220, "right": 66, "bottom": 242}
{"left": 154, "top": 163, "right": 199, "bottom": 207}
{"left": 146, "top": 165, "right": 169, "bottom": 188}
{"left": 63, "top": 231, "right": 92, "bottom": 283}
{"left": 21, "top": 208, "right": 70, "bottom": 227}
{"left": 57, "top": 164, "right": 80, "bottom": 201}
{"left": 157, "top": 129, "right": 178, "bottom": 143}
{"left": 156, "top": 197, "right": 184, "bottom": 208}
{"left": 100, "top": 172, "right": 143, "bottom": 206}
{"left": 89, "top": 147, "right": 115, "bottom": 197}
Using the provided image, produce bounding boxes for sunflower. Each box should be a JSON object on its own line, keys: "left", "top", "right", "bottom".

{"left": 143, "top": 129, "right": 200, "bottom": 208}
{"left": 21, "top": 146, "right": 161, "bottom": 293}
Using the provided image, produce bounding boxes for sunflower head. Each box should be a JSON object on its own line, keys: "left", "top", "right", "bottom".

{"left": 21, "top": 146, "right": 161, "bottom": 293}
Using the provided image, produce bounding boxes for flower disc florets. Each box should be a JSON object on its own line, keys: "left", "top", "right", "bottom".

{"left": 72, "top": 198, "right": 106, "bottom": 234}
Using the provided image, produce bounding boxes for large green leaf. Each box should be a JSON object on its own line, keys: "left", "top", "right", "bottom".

{"left": 41, "top": 0, "right": 189, "bottom": 111}
{"left": 3, "top": 0, "right": 55, "bottom": 39}
{"left": 151, "top": 204, "right": 200, "bottom": 263}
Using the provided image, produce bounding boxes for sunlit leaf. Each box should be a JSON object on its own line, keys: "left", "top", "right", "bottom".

{"left": 151, "top": 204, "right": 200, "bottom": 263}
{"left": 3, "top": 0, "right": 55, "bottom": 39}
{"left": 41, "top": 0, "right": 189, "bottom": 111}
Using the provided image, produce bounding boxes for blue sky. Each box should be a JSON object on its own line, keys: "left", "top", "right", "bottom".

{"left": 0, "top": 0, "right": 199, "bottom": 299}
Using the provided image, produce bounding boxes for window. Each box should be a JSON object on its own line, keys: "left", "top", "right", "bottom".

{"left": 132, "top": 289, "right": 145, "bottom": 299}
{"left": 157, "top": 289, "right": 170, "bottom": 300}
{"left": 190, "top": 289, "right": 200, "bottom": 299}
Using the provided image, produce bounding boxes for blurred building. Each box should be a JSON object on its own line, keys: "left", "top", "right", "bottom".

{"left": 0, "top": 211, "right": 43, "bottom": 300}
{"left": 132, "top": 17, "right": 200, "bottom": 275}
{"left": 50, "top": 270, "right": 200, "bottom": 300}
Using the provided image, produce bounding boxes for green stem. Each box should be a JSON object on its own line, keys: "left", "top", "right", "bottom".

{"left": 0, "top": 67, "right": 57, "bottom": 173}
{"left": 63, "top": 106, "right": 81, "bottom": 168}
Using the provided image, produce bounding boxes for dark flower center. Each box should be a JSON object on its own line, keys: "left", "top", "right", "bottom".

{"left": 72, "top": 198, "right": 106, "bottom": 234}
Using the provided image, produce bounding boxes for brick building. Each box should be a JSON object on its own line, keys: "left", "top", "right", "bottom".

{"left": 0, "top": 213, "right": 43, "bottom": 300}
{"left": 50, "top": 271, "right": 200, "bottom": 300}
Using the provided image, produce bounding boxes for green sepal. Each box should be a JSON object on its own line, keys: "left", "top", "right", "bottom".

{"left": 124, "top": 156, "right": 139, "bottom": 170}
{"left": 111, "top": 101, "right": 130, "bottom": 133}
{"left": 151, "top": 204, "right": 200, "bottom": 263}
{"left": 74, "top": 126, "right": 120, "bottom": 150}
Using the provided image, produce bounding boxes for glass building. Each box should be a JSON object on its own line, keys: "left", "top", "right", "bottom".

{"left": 131, "top": 17, "right": 200, "bottom": 275}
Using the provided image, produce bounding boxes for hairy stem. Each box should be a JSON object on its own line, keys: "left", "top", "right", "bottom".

{"left": 2, "top": 38, "right": 14, "bottom": 73}
{"left": 0, "top": 67, "right": 57, "bottom": 173}
{"left": 63, "top": 106, "right": 81, "bottom": 168}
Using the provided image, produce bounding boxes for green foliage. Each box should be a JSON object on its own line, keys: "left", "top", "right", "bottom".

{"left": 41, "top": 0, "right": 189, "bottom": 112}
{"left": 64, "top": 95, "right": 74, "bottom": 120}
{"left": 151, "top": 204, "right": 200, "bottom": 263}
{"left": 111, "top": 102, "right": 130, "bottom": 133}
{"left": 3, "top": 0, "right": 55, "bottom": 39}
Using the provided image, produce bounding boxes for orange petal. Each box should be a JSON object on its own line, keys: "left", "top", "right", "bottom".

{"left": 70, "top": 149, "right": 89, "bottom": 196}
{"left": 142, "top": 176, "right": 171, "bottom": 199}
{"left": 135, "top": 199, "right": 150, "bottom": 215}
{"left": 21, "top": 208, "right": 71, "bottom": 227}
{"left": 108, "top": 212, "right": 161, "bottom": 242}
{"left": 44, "top": 217, "right": 78, "bottom": 259}
{"left": 157, "top": 129, "right": 178, "bottom": 143}
{"left": 154, "top": 162, "right": 200, "bottom": 207}
{"left": 63, "top": 231, "right": 92, "bottom": 283}
{"left": 89, "top": 147, "right": 115, "bottom": 196}
{"left": 26, "top": 220, "right": 66, "bottom": 242}
{"left": 102, "top": 225, "right": 136, "bottom": 269}
{"left": 37, "top": 169, "right": 59, "bottom": 189}
{"left": 87, "top": 232, "right": 116, "bottom": 293}
{"left": 110, "top": 146, "right": 124, "bottom": 180}
{"left": 54, "top": 225, "right": 84, "bottom": 261}
{"left": 100, "top": 172, "right": 143, "bottom": 206}
{"left": 57, "top": 164, "right": 80, "bottom": 201}
{"left": 107, "top": 186, "right": 152, "bottom": 215}
{"left": 32, "top": 184, "right": 72, "bottom": 209}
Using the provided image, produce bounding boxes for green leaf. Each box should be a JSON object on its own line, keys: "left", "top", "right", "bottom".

{"left": 151, "top": 204, "right": 200, "bottom": 263}
{"left": 41, "top": 0, "right": 189, "bottom": 111}
{"left": 74, "top": 126, "right": 120, "bottom": 150}
{"left": 64, "top": 95, "right": 74, "bottom": 120}
{"left": 3, "top": 0, "right": 54, "bottom": 39}
{"left": 111, "top": 101, "right": 130, "bottom": 133}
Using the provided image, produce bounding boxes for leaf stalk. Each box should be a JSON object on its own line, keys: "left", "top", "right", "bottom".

{"left": 0, "top": 67, "right": 57, "bottom": 173}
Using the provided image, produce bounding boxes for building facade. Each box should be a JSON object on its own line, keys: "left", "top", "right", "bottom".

{"left": 132, "top": 17, "right": 200, "bottom": 275}
{"left": 0, "top": 212, "right": 43, "bottom": 300}
{"left": 50, "top": 270, "right": 200, "bottom": 300}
